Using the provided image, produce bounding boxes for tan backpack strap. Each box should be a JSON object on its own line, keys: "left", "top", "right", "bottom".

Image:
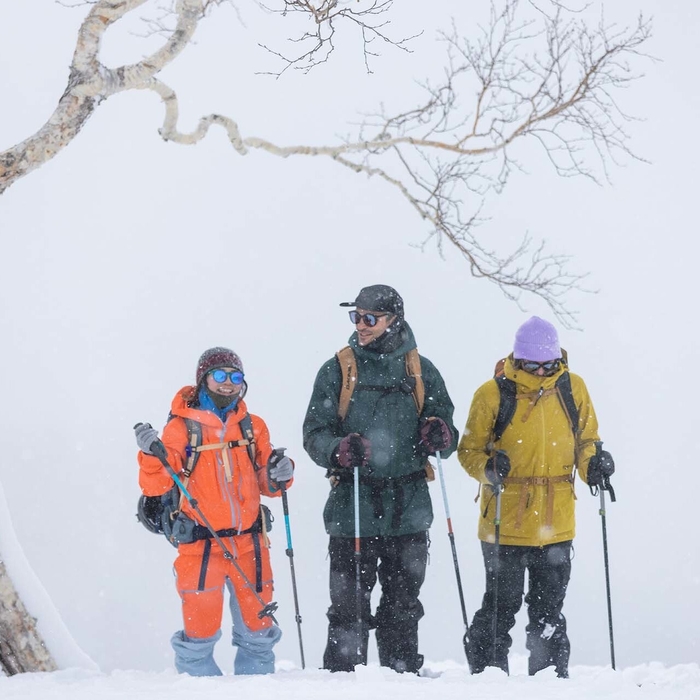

{"left": 260, "top": 505, "right": 270, "bottom": 548}
{"left": 405, "top": 348, "right": 425, "bottom": 415}
{"left": 336, "top": 346, "right": 357, "bottom": 422}
{"left": 517, "top": 387, "right": 558, "bottom": 423}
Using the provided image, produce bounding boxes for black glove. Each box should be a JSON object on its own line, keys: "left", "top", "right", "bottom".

{"left": 587, "top": 449, "right": 615, "bottom": 487}
{"left": 334, "top": 434, "right": 371, "bottom": 468}
{"left": 419, "top": 417, "right": 453, "bottom": 454}
{"left": 485, "top": 450, "right": 511, "bottom": 486}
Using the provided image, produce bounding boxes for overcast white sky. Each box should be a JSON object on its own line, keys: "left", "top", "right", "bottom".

{"left": 0, "top": 0, "right": 698, "bottom": 675}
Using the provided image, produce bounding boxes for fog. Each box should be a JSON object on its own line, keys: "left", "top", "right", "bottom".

{"left": 0, "top": 0, "right": 697, "bottom": 673}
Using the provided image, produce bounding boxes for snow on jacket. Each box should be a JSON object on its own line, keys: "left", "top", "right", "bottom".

{"left": 138, "top": 386, "right": 288, "bottom": 555}
{"left": 457, "top": 357, "right": 599, "bottom": 547}
{"left": 303, "top": 323, "right": 458, "bottom": 538}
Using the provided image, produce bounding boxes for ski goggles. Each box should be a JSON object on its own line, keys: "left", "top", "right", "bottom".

{"left": 209, "top": 369, "right": 244, "bottom": 384}
{"left": 348, "top": 310, "right": 390, "bottom": 327}
{"left": 517, "top": 359, "right": 561, "bottom": 375}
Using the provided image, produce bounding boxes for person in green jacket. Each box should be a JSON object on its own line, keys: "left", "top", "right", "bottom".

{"left": 303, "top": 284, "right": 458, "bottom": 674}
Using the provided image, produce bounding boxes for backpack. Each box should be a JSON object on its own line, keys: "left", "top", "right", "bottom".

{"left": 336, "top": 345, "right": 425, "bottom": 421}
{"left": 333, "top": 345, "right": 435, "bottom": 483}
{"left": 491, "top": 350, "right": 579, "bottom": 443}
{"left": 136, "top": 414, "right": 265, "bottom": 547}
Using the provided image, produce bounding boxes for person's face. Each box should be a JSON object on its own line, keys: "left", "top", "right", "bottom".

{"left": 205, "top": 367, "right": 244, "bottom": 397}
{"left": 353, "top": 308, "right": 396, "bottom": 346}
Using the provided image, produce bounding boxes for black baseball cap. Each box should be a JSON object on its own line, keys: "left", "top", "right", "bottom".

{"left": 339, "top": 285, "right": 404, "bottom": 319}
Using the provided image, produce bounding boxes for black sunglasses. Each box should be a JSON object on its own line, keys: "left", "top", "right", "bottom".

{"left": 518, "top": 359, "right": 561, "bottom": 374}
{"left": 209, "top": 369, "right": 244, "bottom": 384}
{"left": 348, "top": 310, "right": 389, "bottom": 327}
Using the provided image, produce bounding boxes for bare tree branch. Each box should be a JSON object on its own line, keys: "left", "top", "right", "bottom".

{"left": 0, "top": 0, "right": 652, "bottom": 326}
{"left": 256, "top": 0, "right": 420, "bottom": 75}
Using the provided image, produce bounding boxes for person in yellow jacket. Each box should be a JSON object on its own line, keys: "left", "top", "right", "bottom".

{"left": 458, "top": 316, "right": 615, "bottom": 678}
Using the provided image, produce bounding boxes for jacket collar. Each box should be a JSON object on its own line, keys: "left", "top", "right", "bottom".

{"left": 504, "top": 355, "right": 566, "bottom": 391}
{"left": 348, "top": 321, "right": 417, "bottom": 361}
{"left": 170, "top": 386, "right": 248, "bottom": 427}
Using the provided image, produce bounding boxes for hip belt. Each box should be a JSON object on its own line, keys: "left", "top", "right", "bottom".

{"left": 332, "top": 469, "right": 427, "bottom": 530}
{"left": 502, "top": 474, "right": 575, "bottom": 529}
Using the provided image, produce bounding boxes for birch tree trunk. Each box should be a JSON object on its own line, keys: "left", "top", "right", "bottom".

{"left": 0, "top": 560, "right": 57, "bottom": 675}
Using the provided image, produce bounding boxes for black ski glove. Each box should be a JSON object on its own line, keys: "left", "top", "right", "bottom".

{"left": 485, "top": 450, "right": 511, "bottom": 486}
{"left": 587, "top": 449, "right": 615, "bottom": 487}
{"left": 334, "top": 434, "right": 371, "bottom": 468}
{"left": 419, "top": 417, "right": 453, "bottom": 454}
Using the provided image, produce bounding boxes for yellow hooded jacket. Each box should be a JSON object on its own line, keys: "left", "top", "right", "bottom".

{"left": 458, "top": 357, "right": 600, "bottom": 547}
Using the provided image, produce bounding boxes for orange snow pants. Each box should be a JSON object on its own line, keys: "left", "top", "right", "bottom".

{"left": 173, "top": 536, "right": 274, "bottom": 639}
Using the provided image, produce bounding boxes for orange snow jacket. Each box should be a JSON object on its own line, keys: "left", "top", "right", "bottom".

{"left": 138, "top": 386, "right": 290, "bottom": 551}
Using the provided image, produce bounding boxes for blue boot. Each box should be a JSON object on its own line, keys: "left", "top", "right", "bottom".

{"left": 171, "top": 630, "right": 223, "bottom": 676}
{"left": 228, "top": 581, "right": 282, "bottom": 675}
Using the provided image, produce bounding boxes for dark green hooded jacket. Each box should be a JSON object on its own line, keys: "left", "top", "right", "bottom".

{"left": 303, "top": 322, "right": 458, "bottom": 537}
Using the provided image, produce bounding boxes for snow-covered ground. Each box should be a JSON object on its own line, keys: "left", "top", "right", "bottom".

{"left": 2, "top": 660, "right": 699, "bottom": 700}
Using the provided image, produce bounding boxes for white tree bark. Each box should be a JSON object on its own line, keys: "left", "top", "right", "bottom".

{"left": 0, "top": 560, "right": 57, "bottom": 675}
{"left": 0, "top": 0, "right": 200, "bottom": 195}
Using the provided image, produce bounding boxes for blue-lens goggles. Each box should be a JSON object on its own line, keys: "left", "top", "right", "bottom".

{"left": 209, "top": 369, "right": 244, "bottom": 384}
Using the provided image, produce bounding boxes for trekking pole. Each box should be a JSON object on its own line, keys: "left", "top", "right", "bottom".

{"left": 353, "top": 464, "right": 363, "bottom": 665}
{"left": 272, "top": 449, "right": 306, "bottom": 669}
{"left": 434, "top": 450, "right": 471, "bottom": 661}
{"left": 589, "top": 441, "right": 617, "bottom": 670}
{"left": 492, "top": 484, "right": 503, "bottom": 668}
{"left": 598, "top": 482, "right": 616, "bottom": 670}
{"left": 134, "top": 424, "right": 279, "bottom": 623}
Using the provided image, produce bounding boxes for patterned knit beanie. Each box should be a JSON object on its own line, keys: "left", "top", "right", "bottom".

{"left": 196, "top": 347, "right": 244, "bottom": 386}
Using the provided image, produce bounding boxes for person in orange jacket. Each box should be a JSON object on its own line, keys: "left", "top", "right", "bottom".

{"left": 136, "top": 347, "right": 294, "bottom": 676}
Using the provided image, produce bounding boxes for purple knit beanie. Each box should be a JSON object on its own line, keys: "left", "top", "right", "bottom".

{"left": 512, "top": 317, "right": 561, "bottom": 362}
{"left": 196, "top": 347, "right": 244, "bottom": 385}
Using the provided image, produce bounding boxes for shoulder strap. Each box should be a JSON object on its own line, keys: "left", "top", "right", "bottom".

{"left": 238, "top": 412, "right": 257, "bottom": 466}
{"left": 493, "top": 370, "right": 579, "bottom": 442}
{"left": 493, "top": 375, "right": 517, "bottom": 442}
{"left": 405, "top": 348, "right": 425, "bottom": 415}
{"left": 182, "top": 418, "right": 202, "bottom": 477}
{"left": 336, "top": 346, "right": 357, "bottom": 422}
{"left": 494, "top": 357, "right": 507, "bottom": 377}
{"left": 555, "top": 371, "right": 579, "bottom": 437}
{"left": 336, "top": 346, "right": 425, "bottom": 421}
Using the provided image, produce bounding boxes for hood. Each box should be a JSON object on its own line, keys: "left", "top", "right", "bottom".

{"left": 503, "top": 355, "right": 566, "bottom": 392}
{"left": 169, "top": 385, "right": 250, "bottom": 428}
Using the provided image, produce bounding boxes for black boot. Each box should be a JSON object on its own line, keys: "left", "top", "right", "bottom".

{"left": 527, "top": 627, "right": 570, "bottom": 678}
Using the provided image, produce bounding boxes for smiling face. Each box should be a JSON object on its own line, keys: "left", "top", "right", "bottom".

{"left": 205, "top": 367, "right": 244, "bottom": 398}
{"left": 354, "top": 308, "right": 396, "bottom": 346}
